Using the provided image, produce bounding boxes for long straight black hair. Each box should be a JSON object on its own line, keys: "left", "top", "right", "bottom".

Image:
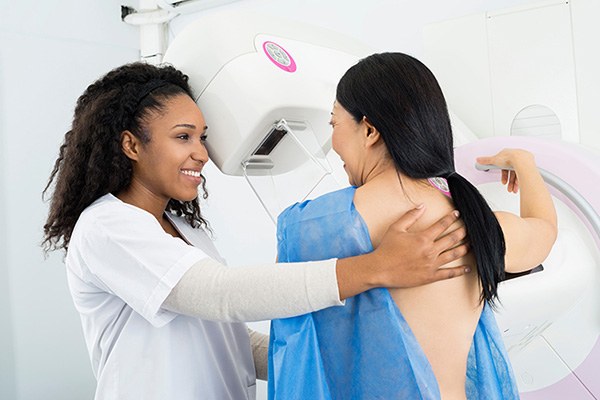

{"left": 336, "top": 52, "right": 505, "bottom": 304}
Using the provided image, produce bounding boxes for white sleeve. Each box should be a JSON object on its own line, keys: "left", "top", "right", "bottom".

{"left": 77, "top": 207, "right": 207, "bottom": 327}
{"left": 163, "top": 257, "right": 343, "bottom": 322}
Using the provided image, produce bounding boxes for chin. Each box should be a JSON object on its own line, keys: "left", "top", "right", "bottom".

{"left": 172, "top": 193, "right": 199, "bottom": 203}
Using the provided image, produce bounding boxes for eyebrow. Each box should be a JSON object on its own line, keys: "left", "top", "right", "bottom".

{"left": 171, "top": 124, "right": 208, "bottom": 131}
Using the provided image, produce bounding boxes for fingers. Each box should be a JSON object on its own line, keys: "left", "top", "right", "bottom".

{"left": 505, "top": 170, "right": 519, "bottom": 193}
{"left": 477, "top": 153, "right": 506, "bottom": 168}
{"left": 502, "top": 168, "right": 520, "bottom": 193}
{"left": 433, "top": 226, "right": 468, "bottom": 254}
{"left": 435, "top": 241, "right": 470, "bottom": 267}
{"left": 422, "top": 210, "right": 461, "bottom": 240}
{"left": 476, "top": 156, "right": 492, "bottom": 165}
{"left": 510, "top": 171, "right": 519, "bottom": 193}
{"left": 429, "top": 265, "right": 471, "bottom": 283}
{"left": 477, "top": 150, "right": 515, "bottom": 170}
{"left": 478, "top": 153, "right": 517, "bottom": 190}
{"left": 390, "top": 204, "right": 426, "bottom": 232}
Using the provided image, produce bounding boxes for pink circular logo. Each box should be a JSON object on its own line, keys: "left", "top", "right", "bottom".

{"left": 263, "top": 41, "right": 297, "bottom": 73}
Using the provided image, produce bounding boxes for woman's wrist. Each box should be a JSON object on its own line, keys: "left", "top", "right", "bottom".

{"left": 510, "top": 150, "right": 535, "bottom": 170}
{"left": 360, "top": 251, "right": 387, "bottom": 289}
{"left": 335, "top": 254, "right": 380, "bottom": 300}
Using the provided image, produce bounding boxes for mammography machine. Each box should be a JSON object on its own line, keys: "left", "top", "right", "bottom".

{"left": 158, "top": 2, "right": 600, "bottom": 397}
{"left": 163, "top": 10, "right": 374, "bottom": 222}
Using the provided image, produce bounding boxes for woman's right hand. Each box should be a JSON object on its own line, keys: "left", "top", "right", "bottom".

{"left": 374, "top": 206, "right": 471, "bottom": 288}
{"left": 335, "top": 206, "right": 471, "bottom": 299}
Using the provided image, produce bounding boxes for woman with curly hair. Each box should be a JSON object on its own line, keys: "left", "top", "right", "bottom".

{"left": 42, "top": 61, "right": 470, "bottom": 399}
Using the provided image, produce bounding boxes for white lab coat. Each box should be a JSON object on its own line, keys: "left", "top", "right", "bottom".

{"left": 66, "top": 194, "right": 256, "bottom": 399}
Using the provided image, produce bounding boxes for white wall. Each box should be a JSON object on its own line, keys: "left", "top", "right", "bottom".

{"left": 0, "top": 0, "right": 540, "bottom": 399}
{"left": 0, "top": 1, "right": 139, "bottom": 399}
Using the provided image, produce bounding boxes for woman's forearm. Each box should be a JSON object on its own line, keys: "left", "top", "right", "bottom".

{"left": 511, "top": 152, "right": 557, "bottom": 229}
{"left": 163, "top": 257, "right": 343, "bottom": 322}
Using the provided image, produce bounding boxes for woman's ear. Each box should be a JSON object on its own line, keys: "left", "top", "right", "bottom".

{"left": 362, "top": 117, "right": 382, "bottom": 149}
{"left": 121, "top": 130, "right": 140, "bottom": 161}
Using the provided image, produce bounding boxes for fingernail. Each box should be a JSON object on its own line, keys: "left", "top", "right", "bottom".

{"left": 465, "top": 267, "right": 471, "bottom": 273}
{"left": 416, "top": 203, "right": 424, "bottom": 209}
{"left": 454, "top": 210, "right": 460, "bottom": 217}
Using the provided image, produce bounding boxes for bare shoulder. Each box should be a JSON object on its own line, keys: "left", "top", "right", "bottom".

{"left": 354, "top": 180, "right": 460, "bottom": 247}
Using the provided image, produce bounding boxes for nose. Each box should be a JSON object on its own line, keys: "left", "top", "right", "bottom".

{"left": 191, "top": 141, "right": 209, "bottom": 164}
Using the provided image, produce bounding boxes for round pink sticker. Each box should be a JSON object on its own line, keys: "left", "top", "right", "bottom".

{"left": 263, "top": 41, "right": 297, "bottom": 73}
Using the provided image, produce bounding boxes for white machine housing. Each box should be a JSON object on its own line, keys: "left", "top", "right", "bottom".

{"left": 163, "top": 10, "right": 375, "bottom": 177}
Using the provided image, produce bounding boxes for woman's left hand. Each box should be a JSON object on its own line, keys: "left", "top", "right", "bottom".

{"left": 477, "top": 148, "right": 535, "bottom": 194}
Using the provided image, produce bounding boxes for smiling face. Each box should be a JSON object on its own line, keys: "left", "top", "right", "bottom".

{"left": 330, "top": 101, "right": 368, "bottom": 186}
{"left": 123, "top": 94, "right": 209, "bottom": 207}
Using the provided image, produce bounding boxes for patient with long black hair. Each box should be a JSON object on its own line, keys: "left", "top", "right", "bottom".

{"left": 268, "top": 52, "right": 557, "bottom": 399}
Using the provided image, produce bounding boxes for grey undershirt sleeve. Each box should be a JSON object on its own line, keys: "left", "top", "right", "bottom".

{"left": 162, "top": 257, "right": 343, "bottom": 322}
{"left": 248, "top": 328, "right": 269, "bottom": 381}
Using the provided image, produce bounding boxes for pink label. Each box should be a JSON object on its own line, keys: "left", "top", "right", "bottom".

{"left": 429, "top": 177, "right": 451, "bottom": 197}
{"left": 263, "top": 41, "right": 297, "bottom": 73}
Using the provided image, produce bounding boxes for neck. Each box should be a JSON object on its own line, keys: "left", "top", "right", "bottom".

{"left": 116, "top": 178, "right": 169, "bottom": 222}
{"left": 360, "top": 156, "right": 396, "bottom": 186}
{"left": 360, "top": 160, "right": 424, "bottom": 197}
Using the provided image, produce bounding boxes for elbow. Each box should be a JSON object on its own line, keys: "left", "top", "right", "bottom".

{"left": 536, "top": 213, "right": 558, "bottom": 250}
{"left": 548, "top": 206, "right": 559, "bottom": 242}
{"left": 535, "top": 221, "right": 558, "bottom": 268}
{"left": 536, "top": 220, "right": 558, "bottom": 263}
{"left": 504, "top": 221, "right": 558, "bottom": 274}
{"left": 551, "top": 225, "right": 558, "bottom": 244}
{"left": 545, "top": 219, "right": 558, "bottom": 247}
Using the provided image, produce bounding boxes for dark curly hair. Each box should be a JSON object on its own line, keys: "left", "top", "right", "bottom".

{"left": 42, "top": 62, "right": 210, "bottom": 255}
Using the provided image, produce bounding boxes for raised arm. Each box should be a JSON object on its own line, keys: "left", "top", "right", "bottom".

{"left": 477, "top": 149, "right": 558, "bottom": 273}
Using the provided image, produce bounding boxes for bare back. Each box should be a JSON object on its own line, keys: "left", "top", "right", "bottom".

{"left": 354, "top": 177, "right": 480, "bottom": 400}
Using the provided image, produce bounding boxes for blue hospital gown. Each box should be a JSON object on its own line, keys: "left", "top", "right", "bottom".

{"left": 268, "top": 186, "right": 520, "bottom": 400}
